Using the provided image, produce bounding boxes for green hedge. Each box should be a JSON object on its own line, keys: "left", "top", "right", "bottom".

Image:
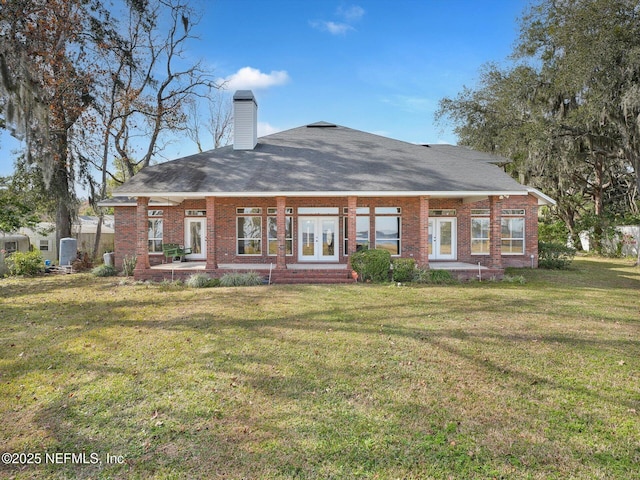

{"left": 92, "top": 264, "right": 118, "bottom": 277}
{"left": 538, "top": 241, "right": 576, "bottom": 269}
{"left": 392, "top": 258, "right": 416, "bottom": 282}
{"left": 5, "top": 250, "right": 43, "bottom": 276}
{"left": 351, "top": 249, "right": 391, "bottom": 283}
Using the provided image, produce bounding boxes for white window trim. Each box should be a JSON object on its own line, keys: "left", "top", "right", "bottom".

{"left": 470, "top": 217, "right": 490, "bottom": 256}
{"left": 374, "top": 213, "right": 401, "bottom": 256}
{"left": 267, "top": 216, "right": 293, "bottom": 256}
{"left": 148, "top": 217, "right": 163, "bottom": 254}
{"left": 237, "top": 215, "right": 263, "bottom": 256}
{"left": 501, "top": 217, "right": 525, "bottom": 255}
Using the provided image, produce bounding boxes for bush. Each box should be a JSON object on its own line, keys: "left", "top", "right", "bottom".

{"left": 219, "top": 271, "right": 263, "bottom": 287}
{"left": 122, "top": 255, "right": 137, "bottom": 277}
{"left": 503, "top": 274, "right": 526, "bottom": 284}
{"left": 413, "top": 268, "right": 456, "bottom": 285}
{"left": 538, "top": 241, "right": 576, "bottom": 269}
{"left": 186, "top": 273, "right": 218, "bottom": 288}
{"left": 5, "top": 250, "right": 43, "bottom": 276}
{"left": 392, "top": 258, "right": 416, "bottom": 282}
{"left": 538, "top": 220, "right": 569, "bottom": 244}
{"left": 92, "top": 264, "right": 118, "bottom": 277}
{"left": 351, "top": 248, "right": 391, "bottom": 283}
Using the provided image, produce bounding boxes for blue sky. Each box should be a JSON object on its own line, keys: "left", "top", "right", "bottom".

{"left": 0, "top": 0, "right": 530, "bottom": 178}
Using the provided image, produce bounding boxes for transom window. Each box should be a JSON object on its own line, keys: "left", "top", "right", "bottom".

{"left": 502, "top": 209, "right": 526, "bottom": 216}
{"left": 298, "top": 207, "right": 339, "bottom": 215}
{"left": 429, "top": 209, "right": 456, "bottom": 216}
{"left": 237, "top": 207, "right": 262, "bottom": 215}
{"left": 186, "top": 210, "right": 206, "bottom": 216}
{"left": 267, "top": 207, "right": 294, "bottom": 215}
{"left": 342, "top": 207, "right": 370, "bottom": 215}
{"left": 471, "top": 209, "right": 490, "bottom": 216}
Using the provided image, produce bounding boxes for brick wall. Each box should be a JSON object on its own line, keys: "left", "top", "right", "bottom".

{"left": 113, "top": 194, "right": 540, "bottom": 270}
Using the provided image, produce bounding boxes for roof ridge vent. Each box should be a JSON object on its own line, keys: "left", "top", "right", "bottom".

{"left": 307, "top": 121, "right": 337, "bottom": 128}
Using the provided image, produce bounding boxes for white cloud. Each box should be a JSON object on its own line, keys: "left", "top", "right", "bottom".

{"left": 310, "top": 20, "right": 353, "bottom": 35}
{"left": 311, "top": 6, "right": 364, "bottom": 35}
{"left": 258, "top": 122, "right": 281, "bottom": 137}
{"left": 223, "top": 67, "right": 290, "bottom": 91}
{"left": 337, "top": 5, "right": 365, "bottom": 22}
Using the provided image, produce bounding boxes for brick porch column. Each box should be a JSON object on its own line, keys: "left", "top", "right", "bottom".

{"left": 489, "top": 195, "right": 503, "bottom": 268}
{"left": 206, "top": 196, "right": 218, "bottom": 269}
{"left": 135, "top": 196, "right": 150, "bottom": 271}
{"left": 347, "top": 196, "right": 357, "bottom": 268}
{"left": 419, "top": 196, "right": 430, "bottom": 268}
{"left": 276, "top": 196, "right": 287, "bottom": 269}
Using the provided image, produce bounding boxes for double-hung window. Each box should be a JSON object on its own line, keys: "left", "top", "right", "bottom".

{"left": 375, "top": 207, "right": 401, "bottom": 255}
{"left": 501, "top": 209, "right": 525, "bottom": 254}
{"left": 470, "top": 209, "right": 490, "bottom": 255}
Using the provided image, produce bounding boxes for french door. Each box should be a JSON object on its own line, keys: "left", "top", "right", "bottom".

{"left": 298, "top": 217, "right": 339, "bottom": 262}
{"left": 428, "top": 218, "right": 456, "bottom": 260}
{"left": 185, "top": 218, "right": 206, "bottom": 260}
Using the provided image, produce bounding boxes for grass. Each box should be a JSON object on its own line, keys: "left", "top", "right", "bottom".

{"left": 0, "top": 256, "right": 639, "bottom": 479}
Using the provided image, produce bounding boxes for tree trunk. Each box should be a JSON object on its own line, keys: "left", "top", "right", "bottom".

{"left": 50, "top": 147, "right": 74, "bottom": 259}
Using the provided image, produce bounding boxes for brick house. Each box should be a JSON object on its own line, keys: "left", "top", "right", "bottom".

{"left": 102, "top": 90, "right": 554, "bottom": 283}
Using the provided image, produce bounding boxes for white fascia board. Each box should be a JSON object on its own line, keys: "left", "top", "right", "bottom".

{"left": 527, "top": 188, "right": 556, "bottom": 206}
{"left": 116, "top": 190, "right": 531, "bottom": 199}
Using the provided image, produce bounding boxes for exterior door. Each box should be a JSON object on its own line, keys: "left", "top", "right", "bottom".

{"left": 185, "top": 218, "right": 206, "bottom": 260}
{"left": 428, "top": 218, "right": 456, "bottom": 260}
{"left": 298, "top": 217, "right": 339, "bottom": 262}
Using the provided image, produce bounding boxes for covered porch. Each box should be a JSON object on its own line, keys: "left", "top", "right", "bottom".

{"left": 142, "top": 260, "right": 501, "bottom": 283}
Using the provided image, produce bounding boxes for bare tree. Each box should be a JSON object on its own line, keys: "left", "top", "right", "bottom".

{"left": 81, "top": 0, "right": 221, "bottom": 258}
{"left": 186, "top": 89, "right": 233, "bottom": 152}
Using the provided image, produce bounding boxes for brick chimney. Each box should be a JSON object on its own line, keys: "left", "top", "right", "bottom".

{"left": 233, "top": 90, "right": 258, "bottom": 150}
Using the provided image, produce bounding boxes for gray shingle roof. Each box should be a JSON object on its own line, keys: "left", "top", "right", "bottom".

{"left": 114, "top": 123, "right": 532, "bottom": 197}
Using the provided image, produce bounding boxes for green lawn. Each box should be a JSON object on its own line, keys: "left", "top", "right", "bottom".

{"left": 1, "top": 257, "right": 639, "bottom": 479}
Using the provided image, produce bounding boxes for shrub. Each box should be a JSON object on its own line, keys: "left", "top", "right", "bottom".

{"left": 538, "top": 241, "right": 576, "bottom": 269}
{"left": 392, "top": 258, "right": 416, "bottom": 282}
{"left": 351, "top": 248, "right": 391, "bottom": 283}
{"left": 503, "top": 274, "right": 526, "bottom": 284}
{"left": 92, "top": 264, "right": 118, "bottom": 277}
{"left": 122, "top": 255, "right": 137, "bottom": 277}
{"left": 219, "top": 271, "right": 263, "bottom": 287}
{"left": 413, "top": 268, "right": 456, "bottom": 285}
{"left": 429, "top": 269, "right": 455, "bottom": 284}
{"left": 5, "top": 250, "right": 43, "bottom": 276}
{"left": 186, "top": 273, "right": 218, "bottom": 288}
{"left": 538, "top": 220, "right": 569, "bottom": 244}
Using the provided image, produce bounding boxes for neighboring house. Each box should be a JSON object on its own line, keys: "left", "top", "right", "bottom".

{"left": 102, "top": 90, "right": 554, "bottom": 283}
{"left": 19, "top": 216, "right": 115, "bottom": 264}
{"left": 0, "top": 233, "right": 30, "bottom": 276}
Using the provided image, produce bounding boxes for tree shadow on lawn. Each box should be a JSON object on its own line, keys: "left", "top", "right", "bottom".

{"left": 2, "top": 266, "right": 639, "bottom": 477}
{"left": 4, "top": 298, "right": 638, "bottom": 478}
{"left": 517, "top": 257, "right": 640, "bottom": 290}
